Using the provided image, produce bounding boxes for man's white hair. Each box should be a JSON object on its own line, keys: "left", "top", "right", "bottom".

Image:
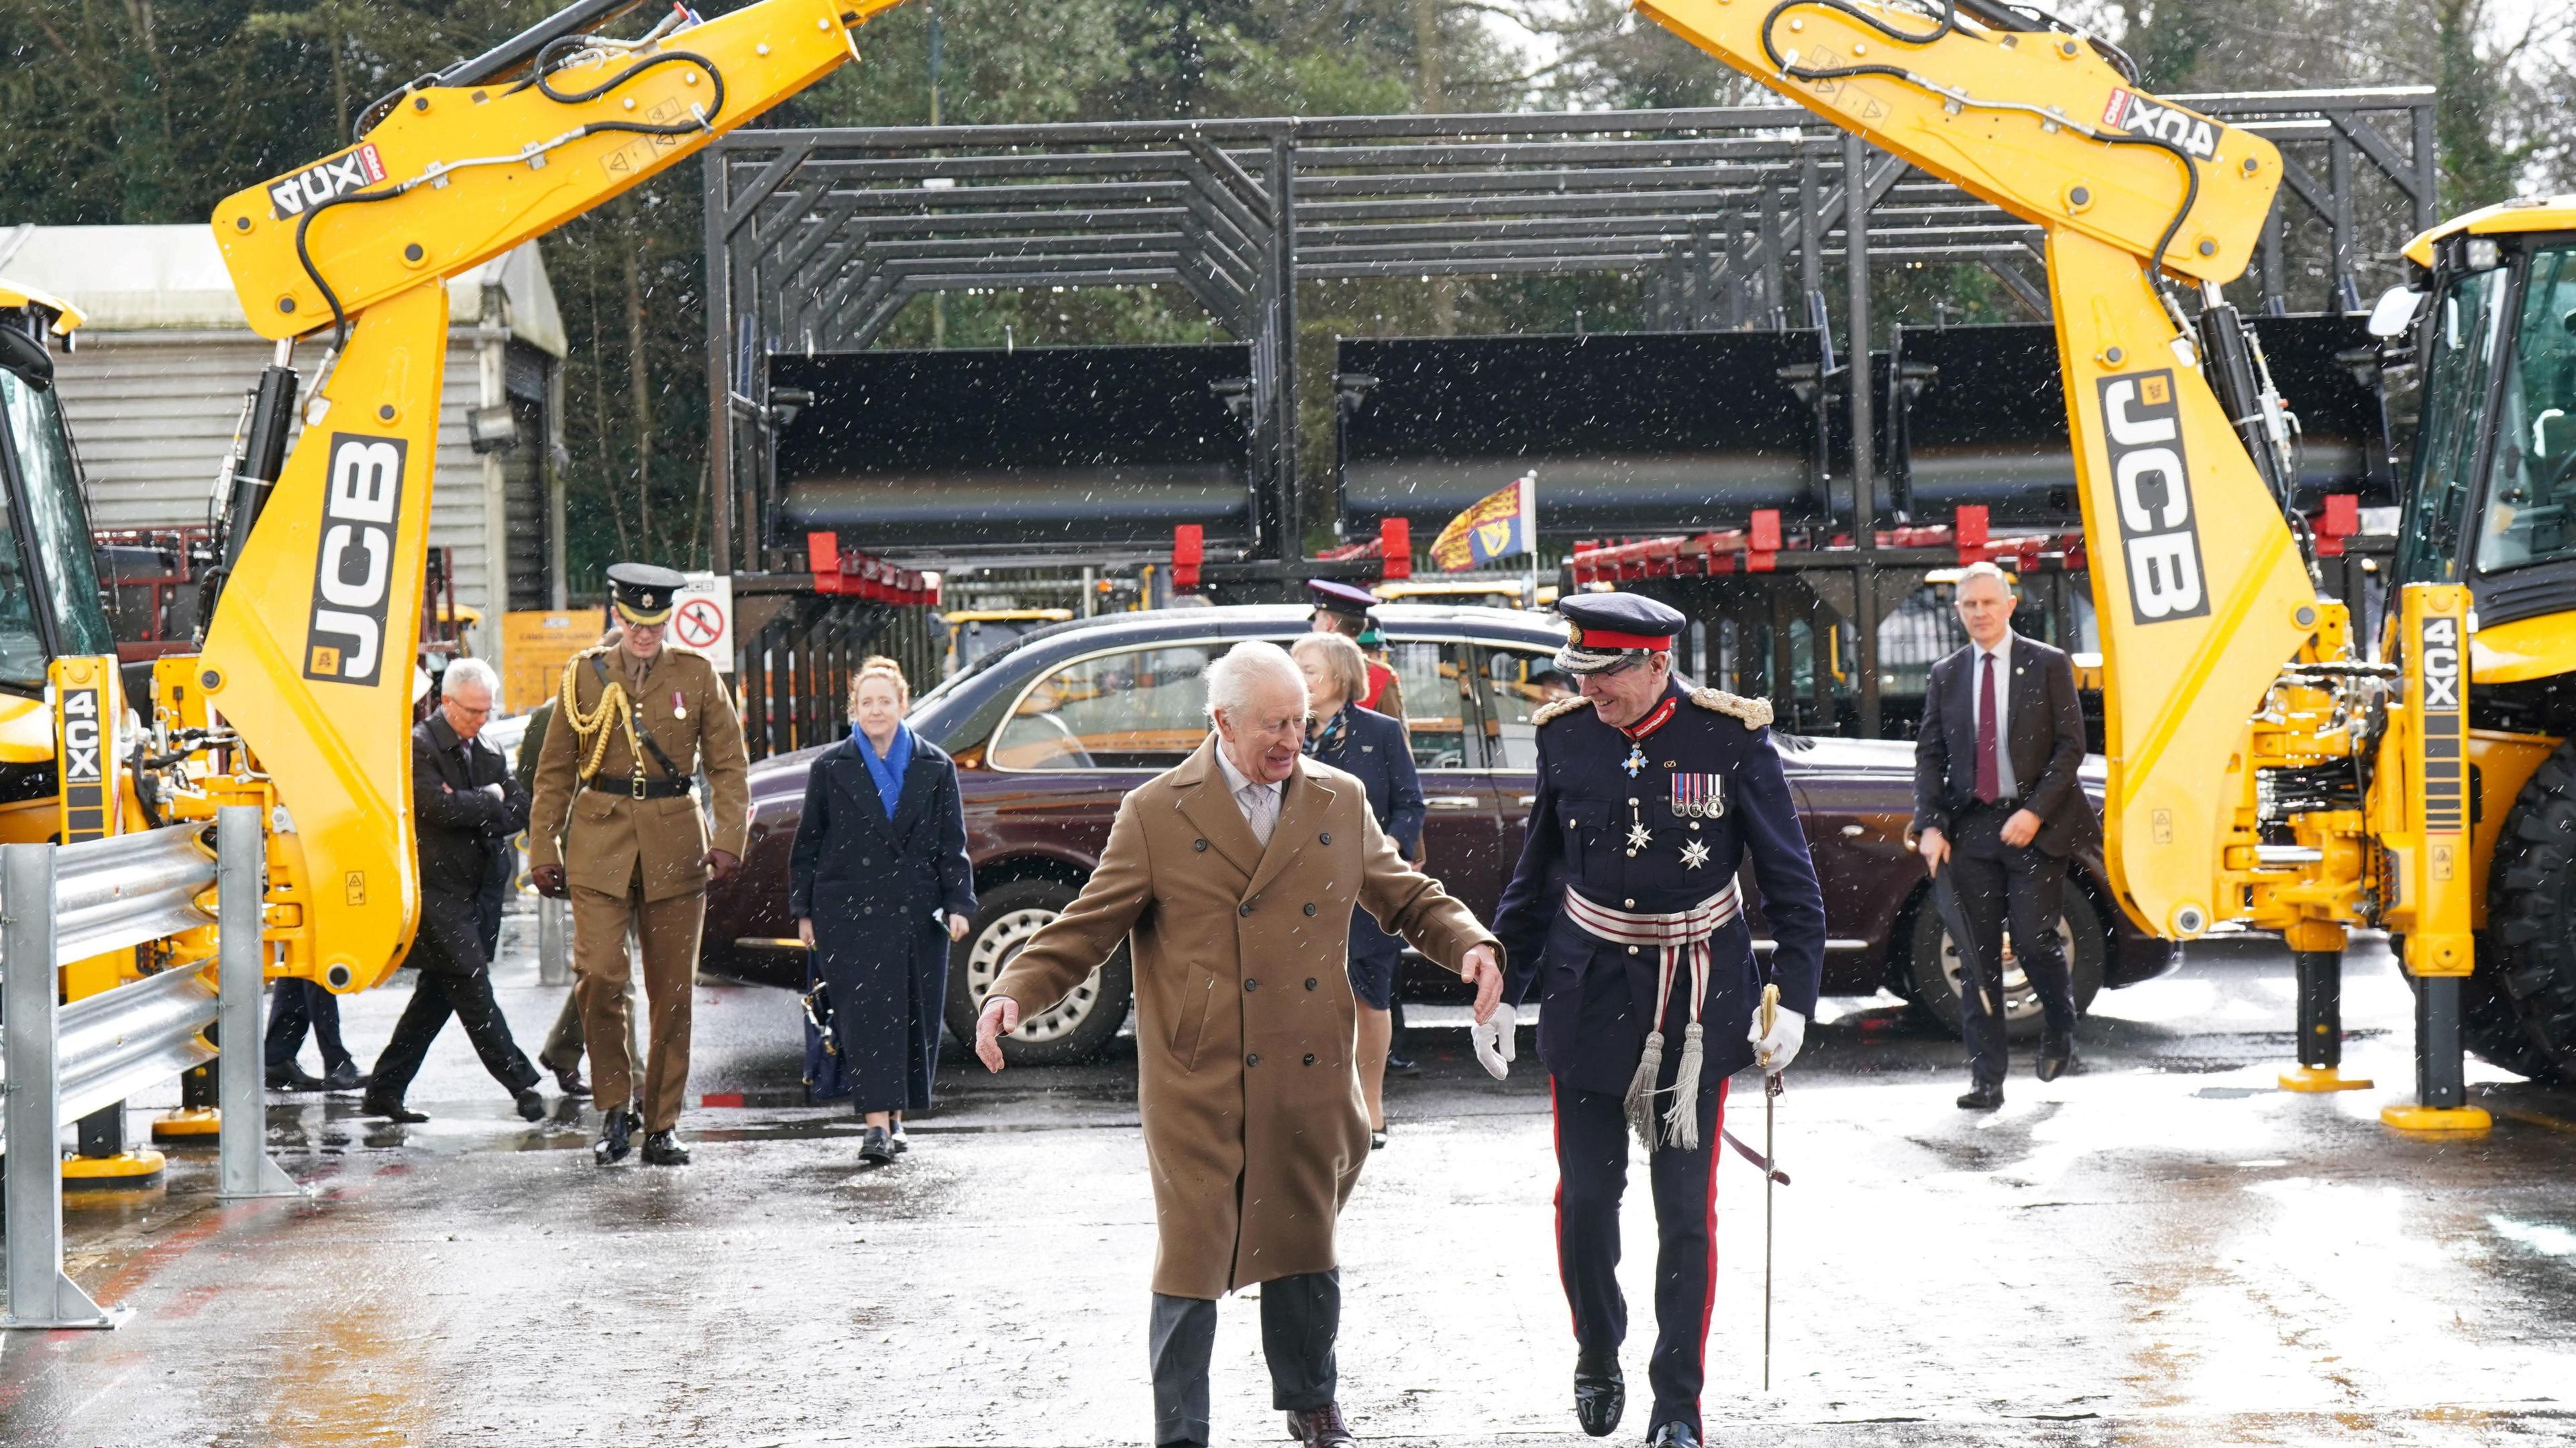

{"left": 1205, "top": 640, "right": 1307, "bottom": 720}
{"left": 1955, "top": 560, "right": 2017, "bottom": 596}
{"left": 443, "top": 657, "right": 502, "bottom": 708}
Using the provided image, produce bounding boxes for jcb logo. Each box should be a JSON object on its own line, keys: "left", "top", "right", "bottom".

{"left": 305, "top": 434, "right": 405, "bottom": 687}
{"left": 268, "top": 143, "right": 387, "bottom": 219}
{"left": 2098, "top": 370, "right": 2211, "bottom": 624}
{"left": 2100, "top": 90, "right": 2220, "bottom": 161}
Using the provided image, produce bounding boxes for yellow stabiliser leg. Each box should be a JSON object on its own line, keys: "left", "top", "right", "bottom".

{"left": 153, "top": 1109, "right": 223, "bottom": 1140}
{"left": 60, "top": 1149, "right": 166, "bottom": 1190}
{"left": 2379, "top": 586, "right": 2489, "bottom": 1134}
{"left": 2277, "top": 921, "right": 2372, "bottom": 1092}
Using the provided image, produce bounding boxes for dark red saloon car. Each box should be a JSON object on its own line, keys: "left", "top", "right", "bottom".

{"left": 701, "top": 604, "right": 2174, "bottom": 1064}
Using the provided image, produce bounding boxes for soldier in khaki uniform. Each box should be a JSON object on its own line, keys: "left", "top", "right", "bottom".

{"left": 529, "top": 564, "right": 751, "bottom": 1167}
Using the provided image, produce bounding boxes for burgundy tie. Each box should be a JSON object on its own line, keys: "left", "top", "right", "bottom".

{"left": 1974, "top": 651, "right": 2000, "bottom": 803}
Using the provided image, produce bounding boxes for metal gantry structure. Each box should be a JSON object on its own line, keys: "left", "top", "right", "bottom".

{"left": 704, "top": 87, "right": 2435, "bottom": 726}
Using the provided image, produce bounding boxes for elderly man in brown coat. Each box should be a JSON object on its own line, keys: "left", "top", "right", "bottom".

{"left": 975, "top": 640, "right": 1505, "bottom": 1448}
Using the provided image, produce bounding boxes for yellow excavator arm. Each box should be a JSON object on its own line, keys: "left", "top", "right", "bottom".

{"left": 184, "top": 0, "right": 906, "bottom": 991}
{"left": 1637, "top": 0, "right": 2385, "bottom": 943}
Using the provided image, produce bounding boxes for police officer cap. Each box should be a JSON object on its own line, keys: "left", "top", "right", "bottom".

{"left": 1306, "top": 577, "right": 1379, "bottom": 619}
{"left": 606, "top": 561, "right": 689, "bottom": 626}
{"left": 1555, "top": 592, "right": 1686, "bottom": 674}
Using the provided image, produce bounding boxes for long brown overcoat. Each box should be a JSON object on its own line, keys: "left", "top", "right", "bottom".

{"left": 987, "top": 736, "right": 1499, "bottom": 1299}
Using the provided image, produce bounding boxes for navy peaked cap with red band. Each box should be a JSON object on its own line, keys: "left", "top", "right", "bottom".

{"left": 1555, "top": 592, "right": 1686, "bottom": 673}
{"left": 1306, "top": 577, "right": 1379, "bottom": 617}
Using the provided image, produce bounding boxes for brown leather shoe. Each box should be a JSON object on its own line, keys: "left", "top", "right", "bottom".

{"left": 1285, "top": 1403, "right": 1356, "bottom": 1447}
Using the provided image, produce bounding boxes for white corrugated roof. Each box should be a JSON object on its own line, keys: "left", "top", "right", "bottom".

{"left": 0, "top": 224, "right": 565, "bottom": 357}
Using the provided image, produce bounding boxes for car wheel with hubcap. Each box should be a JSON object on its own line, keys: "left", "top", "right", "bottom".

{"left": 1907, "top": 881, "right": 2106, "bottom": 1042}
{"left": 944, "top": 877, "right": 1133, "bottom": 1066}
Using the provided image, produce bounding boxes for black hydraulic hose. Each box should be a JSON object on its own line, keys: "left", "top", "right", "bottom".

{"left": 510, "top": 38, "right": 729, "bottom": 141}
{"left": 300, "top": 42, "right": 724, "bottom": 353}
{"left": 1758, "top": 0, "right": 2200, "bottom": 274}
{"left": 358, "top": 0, "right": 648, "bottom": 137}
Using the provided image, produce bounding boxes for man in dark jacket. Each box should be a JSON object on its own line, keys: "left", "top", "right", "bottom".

{"left": 1911, "top": 562, "right": 2094, "bottom": 1107}
{"left": 363, "top": 658, "right": 547, "bottom": 1123}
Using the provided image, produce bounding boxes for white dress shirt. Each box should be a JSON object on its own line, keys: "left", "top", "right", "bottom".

{"left": 1213, "top": 738, "right": 1285, "bottom": 847}
{"left": 1970, "top": 635, "right": 2017, "bottom": 801}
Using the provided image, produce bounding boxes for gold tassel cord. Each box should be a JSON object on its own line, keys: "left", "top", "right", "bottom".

{"left": 556, "top": 653, "right": 643, "bottom": 785}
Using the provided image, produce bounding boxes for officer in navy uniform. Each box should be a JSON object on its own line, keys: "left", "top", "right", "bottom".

{"left": 1492, "top": 592, "right": 1825, "bottom": 1448}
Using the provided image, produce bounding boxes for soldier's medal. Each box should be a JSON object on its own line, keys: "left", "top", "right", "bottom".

{"left": 672, "top": 689, "right": 688, "bottom": 721}
{"left": 1622, "top": 743, "right": 1647, "bottom": 778}
{"left": 1680, "top": 838, "right": 1712, "bottom": 870}
{"left": 1670, "top": 771, "right": 1726, "bottom": 820}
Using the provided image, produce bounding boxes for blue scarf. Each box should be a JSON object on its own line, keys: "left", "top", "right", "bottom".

{"left": 855, "top": 723, "right": 914, "bottom": 820}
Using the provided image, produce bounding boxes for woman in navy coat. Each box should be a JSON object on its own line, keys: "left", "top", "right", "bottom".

{"left": 790, "top": 657, "right": 976, "bottom": 1166}
{"left": 1292, "top": 632, "right": 1425, "bottom": 1148}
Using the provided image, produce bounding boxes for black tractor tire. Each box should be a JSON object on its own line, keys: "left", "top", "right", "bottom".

{"left": 943, "top": 877, "right": 1133, "bottom": 1067}
{"left": 1906, "top": 881, "right": 2106, "bottom": 1042}
{"left": 2479, "top": 742, "right": 2576, "bottom": 1084}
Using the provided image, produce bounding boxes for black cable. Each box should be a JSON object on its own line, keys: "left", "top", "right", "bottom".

{"left": 1758, "top": 0, "right": 2200, "bottom": 276}
{"left": 294, "top": 41, "right": 725, "bottom": 354}
{"left": 1758, "top": 0, "right": 1957, "bottom": 86}
{"left": 293, "top": 184, "right": 411, "bottom": 356}
{"left": 512, "top": 37, "right": 727, "bottom": 140}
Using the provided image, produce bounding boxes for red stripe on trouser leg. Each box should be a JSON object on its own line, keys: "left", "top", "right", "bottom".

{"left": 1696, "top": 1080, "right": 1727, "bottom": 1377}
{"left": 1551, "top": 1075, "right": 1576, "bottom": 1339}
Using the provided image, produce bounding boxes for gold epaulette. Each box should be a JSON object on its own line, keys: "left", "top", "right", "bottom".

{"left": 1533, "top": 695, "right": 1595, "bottom": 726}
{"left": 1689, "top": 687, "right": 1772, "bottom": 730}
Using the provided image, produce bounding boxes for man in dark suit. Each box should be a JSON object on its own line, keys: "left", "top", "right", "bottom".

{"left": 1912, "top": 562, "right": 2092, "bottom": 1109}
{"left": 363, "top": 657, "right": 547, "bottom": 1123}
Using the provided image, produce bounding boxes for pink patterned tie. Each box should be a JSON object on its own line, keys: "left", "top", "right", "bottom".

{"left": 1974, "top": 652, "right": 2000, "bottom": 803}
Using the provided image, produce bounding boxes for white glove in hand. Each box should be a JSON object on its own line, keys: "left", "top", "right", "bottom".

{"left": 481, "top": 783, "right": 506, "bottom": 801}
{"left": 1470, "top": 1006, "right": 1517, "bottom": 1081}
{"left": 1747, "top": 1004, "right": 1806, "bottom": 1074}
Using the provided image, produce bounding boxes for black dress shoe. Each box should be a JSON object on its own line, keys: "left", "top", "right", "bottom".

{"left": 1572, "top": 1361, "right": 1624, "bottom": 1437}
{"left": 2037, "top": 1043, "right": 2078, "bottom": 1082}
{"left": 268, "top": 1064, "right": 324, "bottom": 1091}
{"left": 594, "top": 1108, "right": 640, "bottom": 1165}
{"left": 1369, "top": 1128, "right": 1388, "bottom": 1152}
{"left": 890, "top": 1120, "right": 910, "bottom": 1154}
{"left": 1385, "top": 1050, "right": 1419, "bottom": 1076}
{"left": 640, "top": 1129, "right": 690, "bottom": 1166}
{"left": 541, "top": 1058, "right": 591, "bottom": 1097}
{"left": 362, "top": 1095, "right": 427, "bottom": 1123}
{"left": 514, "top": 1089, "right": 547, "bottom": 1122}
{"left": 860, "top": 1126, "right": 896, "bottom": 1166}
{"left": 1284, "top": 1403, "right": 1356, "bottom": 1447}
{"left": 1647, "top": 1423, "right": 1702, "bottom": 1448}
{"left": 1957, "top": 1082, "right": 2004, "bottom": 1111}
{"left": 319, "top": 1062, "right": 366, "bottom": 1093}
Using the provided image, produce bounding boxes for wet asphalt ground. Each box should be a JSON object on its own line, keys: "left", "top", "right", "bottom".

{"left": 5, "top": 924, "right": 2573, "bottom": 1447}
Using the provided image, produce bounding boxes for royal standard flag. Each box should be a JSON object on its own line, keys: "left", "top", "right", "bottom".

{"left": 1429, "top": 471, "right": 1536, "bottom": 571}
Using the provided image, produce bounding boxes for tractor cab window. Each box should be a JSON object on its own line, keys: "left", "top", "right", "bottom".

{"left": 2474, "top": 245, "right": 2576, "bottom": 575}
{"left": 2399, "top": 264, "right": 2512, "bottom": 585}
{"left": 0, "top": 369, "right": 115, "bottom": 690}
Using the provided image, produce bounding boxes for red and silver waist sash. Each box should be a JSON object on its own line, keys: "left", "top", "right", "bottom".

{"left": 1563, "top": 883, "right": 1741, "bottom": 954}
{"left": 1566, "top": 883, "right": 1741, "bottom": 1154}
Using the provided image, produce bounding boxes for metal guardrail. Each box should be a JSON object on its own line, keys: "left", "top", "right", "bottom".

{"left": 2, "top": 807, "right": 300, "bottom": 1330}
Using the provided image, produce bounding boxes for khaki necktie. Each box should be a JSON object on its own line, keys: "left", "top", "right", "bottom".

{"left": 1237, "top": 780, "right": 1279, "bottom": 848}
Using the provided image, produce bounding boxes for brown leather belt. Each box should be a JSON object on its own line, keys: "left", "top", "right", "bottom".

{"left": 584, "top": 776, "right": 694, "bottom": 801}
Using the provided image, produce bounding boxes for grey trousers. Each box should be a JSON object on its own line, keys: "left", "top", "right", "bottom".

{"left": 1149, "top": 1270, "right": 1339, "bottom": 1447}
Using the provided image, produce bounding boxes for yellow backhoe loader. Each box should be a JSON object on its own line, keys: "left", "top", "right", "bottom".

{"left": 1637, "top": 0, "right": 2576, "bottom": 1121}
{"left": 0, "top": 0, "right": 909, "bottom": 1155}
